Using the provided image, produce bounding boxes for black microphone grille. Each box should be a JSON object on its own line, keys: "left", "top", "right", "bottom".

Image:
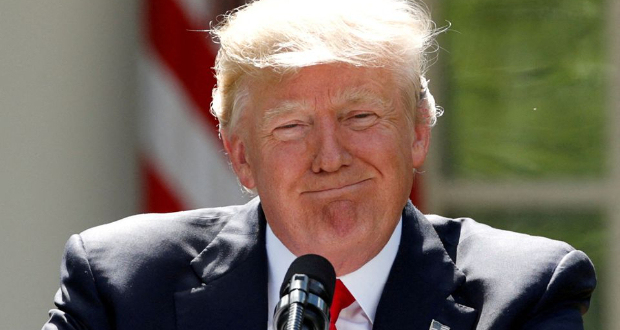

{"left": 280, "top": 254, "right": 336, "bottom": 303}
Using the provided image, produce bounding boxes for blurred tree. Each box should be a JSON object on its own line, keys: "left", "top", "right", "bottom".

{"left": 438, "top": 0, "right": 610, "bottom": 328}
{"left": 442, "top": 0, "right": 608, "bottom": 180}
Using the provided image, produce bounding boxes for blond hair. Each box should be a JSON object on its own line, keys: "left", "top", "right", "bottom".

{"left": 210, "top": 0, "right": 440, "bottom": 134}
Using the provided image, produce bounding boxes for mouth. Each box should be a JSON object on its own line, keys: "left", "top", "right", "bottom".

{"left": 303, "top": 178, "right": 372, "bottom": 196}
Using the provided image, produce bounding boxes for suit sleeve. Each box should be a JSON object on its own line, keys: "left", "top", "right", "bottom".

{"left": 43, "top": 234, "right": 112, "bottom": 330}
{"left": 522, "top": 250, "right": 597, "bottom": 330}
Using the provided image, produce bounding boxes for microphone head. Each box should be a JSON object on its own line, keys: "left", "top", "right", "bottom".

{"left": 280, "top": 254, "right": 336, "bottom": 305}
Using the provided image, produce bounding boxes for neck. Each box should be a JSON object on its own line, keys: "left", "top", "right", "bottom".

{"left": 276, "top": 224, "right": 398, "bottom": 276}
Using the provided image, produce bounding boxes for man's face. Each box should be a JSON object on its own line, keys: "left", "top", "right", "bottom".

{"left": 224, "top": 64, "right": 429, "bottom": 273}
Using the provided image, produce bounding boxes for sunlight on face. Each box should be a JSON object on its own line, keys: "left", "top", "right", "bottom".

{"left": 224, "top": 64, "right": 429, "bottom": 273}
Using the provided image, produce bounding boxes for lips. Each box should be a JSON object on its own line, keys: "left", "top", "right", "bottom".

{"left": 302, "top": 178, "right": 372, "bottom": 195}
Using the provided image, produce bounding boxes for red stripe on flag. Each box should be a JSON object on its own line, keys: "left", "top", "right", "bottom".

{"left": 141, "top": 156, "right": 186, "bottom": 213}
{"left": 146, "top": 0, "right": 220, "bottom": 137}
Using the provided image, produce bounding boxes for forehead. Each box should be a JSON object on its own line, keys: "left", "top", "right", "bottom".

{"left": 246, "top": 65, "right": 398, "bottom": 113}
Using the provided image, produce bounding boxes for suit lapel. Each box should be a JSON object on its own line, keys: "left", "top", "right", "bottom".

{"left": 174, "top": 198, "right": 269, "bottom": 330}
{"left": 172, "top": 199, "right": 477, "bottom": 330}
{"left": 373, "top": 202, "right": 478, "bottom": 330}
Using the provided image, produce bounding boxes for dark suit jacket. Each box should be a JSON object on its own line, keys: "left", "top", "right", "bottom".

{"left": 43, "top": 198, "right": 596, "bottom": 330}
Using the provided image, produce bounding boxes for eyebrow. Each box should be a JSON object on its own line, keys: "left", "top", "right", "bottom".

{"left": 262, "top": 86, "right": 393, "bottom": 124}
{"left": 334, "top": 86, "right": 393, "bottom": 111}
{"left": 263, "top": 100, "right": 310, "bottom": 123}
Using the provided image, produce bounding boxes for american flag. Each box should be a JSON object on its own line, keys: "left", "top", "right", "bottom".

{"left": 138, "top": 0, "right": 248, "bottom": 212}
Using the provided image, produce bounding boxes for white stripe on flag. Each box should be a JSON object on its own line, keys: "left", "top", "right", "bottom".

{"left": 178, "top": 0, "right": 214, "bottom": 27}
{"left": 138, "top": 50, "right": 250, "bottom": 209}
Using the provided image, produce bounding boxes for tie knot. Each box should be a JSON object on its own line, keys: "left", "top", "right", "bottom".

{"left": 329, "top": 279, "right": 356, "bottom": 330}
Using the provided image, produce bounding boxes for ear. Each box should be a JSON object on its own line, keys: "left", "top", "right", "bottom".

{"left": 221, "top": 131, "right": 256, "bottom": 189}
{"left": 411, "top": 123, "right": 431, "bottom": 168}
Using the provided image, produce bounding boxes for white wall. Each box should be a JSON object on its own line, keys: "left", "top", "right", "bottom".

{"left": 0, "top": 1, "right": 139, "bottom": 329}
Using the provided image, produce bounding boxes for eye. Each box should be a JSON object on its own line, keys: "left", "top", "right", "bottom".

{"left": 272, "top": 122, "right": 309, "bottom": 141}
{"left": 352, "top": 113, "right": 373, "bottom": 119}
{"left": 277, "top": 123, "right": 301, "bottom": 129}
{"left": 345, "top": 111, "right": 379, "bottom": 130}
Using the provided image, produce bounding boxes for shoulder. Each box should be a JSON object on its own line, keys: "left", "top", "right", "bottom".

{"left": 425, "top": 214, "right": 582, "bottom": 283}
{"left": 424, "top": 214, "right": 596, "bottom": 328}
{"left": 425, "top": 214, "right": 575, "bottom": 267}
{"left": 80, "top": 204, "right": 245, "bottom": 248}
{"left": 62, "top": 202, "right": 256, "bottom": 291}
{"left": 79, "top": 204, "right": 246, "bottom": 256}
{"left": 51, "top": 200, "right": 263, "bottom": 327}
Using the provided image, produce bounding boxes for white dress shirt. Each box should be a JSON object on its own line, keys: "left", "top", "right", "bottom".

{"left": 266, "top": 219, "right": 402, "bottom": 330}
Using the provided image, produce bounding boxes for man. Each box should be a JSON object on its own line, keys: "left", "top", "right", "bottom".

{"left": 44, "top": 0, "right": 596, "bottom": 329}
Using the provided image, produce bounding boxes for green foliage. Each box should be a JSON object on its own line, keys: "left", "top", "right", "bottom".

{"left": 441, "top": 0, "right": 609, "bottom": 179}
{"left": 439, "top": 0, "right": 610, "bottom": 327}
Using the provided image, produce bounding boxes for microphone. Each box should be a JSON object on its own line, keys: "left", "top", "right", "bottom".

{"left": 273, "top": 254, "right": 336, "bottom": 330}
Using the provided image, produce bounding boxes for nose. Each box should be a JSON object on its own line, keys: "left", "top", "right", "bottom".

{"left": 311, "top": 120, "right": 352, "bottom": 173}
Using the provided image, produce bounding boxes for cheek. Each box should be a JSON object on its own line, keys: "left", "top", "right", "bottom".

{"left": 252, "top": 142, "right": 311, "bottom": 189}
{"left": 348, "top": 128, "right": 414, "bottom": 171}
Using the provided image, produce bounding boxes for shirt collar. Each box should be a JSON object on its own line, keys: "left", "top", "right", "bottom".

{"left": 266, "top": 225, "right": 297, "bottom": 328}
{"left": 338, "top": 219, "right": 401, "bottom": 323}
{"left": 266, "top": 218, "right": 402, "bottom": 325}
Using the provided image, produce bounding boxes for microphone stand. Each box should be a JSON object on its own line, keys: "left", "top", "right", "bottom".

{"left": 273, "top": 274, "right": 330, "bottom": 330}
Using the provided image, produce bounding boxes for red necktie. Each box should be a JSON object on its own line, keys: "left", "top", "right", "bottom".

{"left": 329, "top": 279, "right": 356, "bottom": 330}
